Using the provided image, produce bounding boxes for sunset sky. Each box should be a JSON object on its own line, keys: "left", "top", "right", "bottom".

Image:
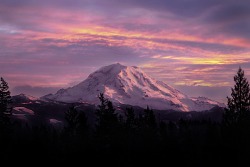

{"left": 1, "top": 0, "right": 250, "bottom": 102}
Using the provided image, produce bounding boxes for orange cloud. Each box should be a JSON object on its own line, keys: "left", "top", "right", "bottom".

{"left": 1, "top": 3, "right": 250, "bottom": 92}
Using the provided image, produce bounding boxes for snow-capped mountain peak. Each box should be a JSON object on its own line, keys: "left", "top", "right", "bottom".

{"left": 41, "top": 63, "right": 224, "bottom": 111}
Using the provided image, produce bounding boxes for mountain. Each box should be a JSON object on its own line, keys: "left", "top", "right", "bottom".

{"left": 12, "top": 93, "right": 38, "bottom": 103}
{"left": 41, "top": 63, "right": 224, "bottom": 111}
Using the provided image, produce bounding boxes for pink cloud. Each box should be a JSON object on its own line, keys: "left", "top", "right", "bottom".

{"left": 0, "top": 0, "right": 250, "bottom": 101}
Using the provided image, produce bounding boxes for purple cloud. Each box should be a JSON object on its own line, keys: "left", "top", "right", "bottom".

{"left": 0, "top": 0, "right": 250, "bottom": 102}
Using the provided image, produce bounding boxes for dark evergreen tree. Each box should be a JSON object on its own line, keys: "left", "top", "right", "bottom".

{"left": 64, "top": 105, "right": 88, "bottom": 136}
{"left": 143, "top": 105, "right": 157, "bottom": 128}
{"left": 223, "top": 67, "right": 250, "bottom": 127}
{"left": 125, "top": 107, "right": 136, "bottom": 129}
{"left": 95, "top": 93, "right": 119, "bottom": 135}
{"left": 222, "top": 67, "right": 250, "bottom": 162}
{"left": 94, "top": 93, "right": 123, "bottom": 155}
{"left": 76, "top": 111, "right": 88, "bottom": 135}
{"left": 0, "top": 77, "right": 12, "bottom": 128}
{"left": 65, "top": 106, "right": 78, "bottom": 135}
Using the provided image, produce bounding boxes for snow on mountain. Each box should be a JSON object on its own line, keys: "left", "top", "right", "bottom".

{"left": 18, "top": 93, "right": 37, "bottom": 100}
{"left": 41, "top": 63, "right": 225, "bottom": 112}
{"left": 12, "top": 93, "right": 38, "bottom": 104}
{"left": 13, "top": 107, "right": 34, "bottom": 115}
{"left": 49, "top": 119, "right": 62, "bottom": 124}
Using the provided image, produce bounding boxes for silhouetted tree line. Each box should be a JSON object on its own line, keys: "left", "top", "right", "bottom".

{"left": 1, "top": 67, "right": 250, "bottom": 166}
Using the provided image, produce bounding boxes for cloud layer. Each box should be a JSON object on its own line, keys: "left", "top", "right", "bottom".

{"left": 0, "top": 0, "right": 249, "bottom": 101}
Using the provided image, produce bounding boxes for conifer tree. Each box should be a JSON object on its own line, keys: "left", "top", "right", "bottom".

{"left": 95, "top": 93, "right": 118, "bottom": 135}
{"left": 143, "top": 106, "right": 156, "bottom": 128}
{"left": 0, "top": 77, "right": 12, "bottom": 127}
{"left": 125, "top": 107, "right": 136, "bottom": 129}
{"left": 65, "top": 106, "right": 79, "bottom": 135}
{"left": 223, "top": 67, "right": 250, "bottom": 127}
{"left": 65, "top": 106, "right": 88, "bottom": 136}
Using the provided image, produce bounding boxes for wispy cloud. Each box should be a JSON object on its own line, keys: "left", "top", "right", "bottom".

{"left": 0, "top": 0, "right": 249, "bottom": 100}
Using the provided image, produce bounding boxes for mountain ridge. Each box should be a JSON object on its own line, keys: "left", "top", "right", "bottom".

{"left": 41, "top": 63, "right": 225, "bottom": 111}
